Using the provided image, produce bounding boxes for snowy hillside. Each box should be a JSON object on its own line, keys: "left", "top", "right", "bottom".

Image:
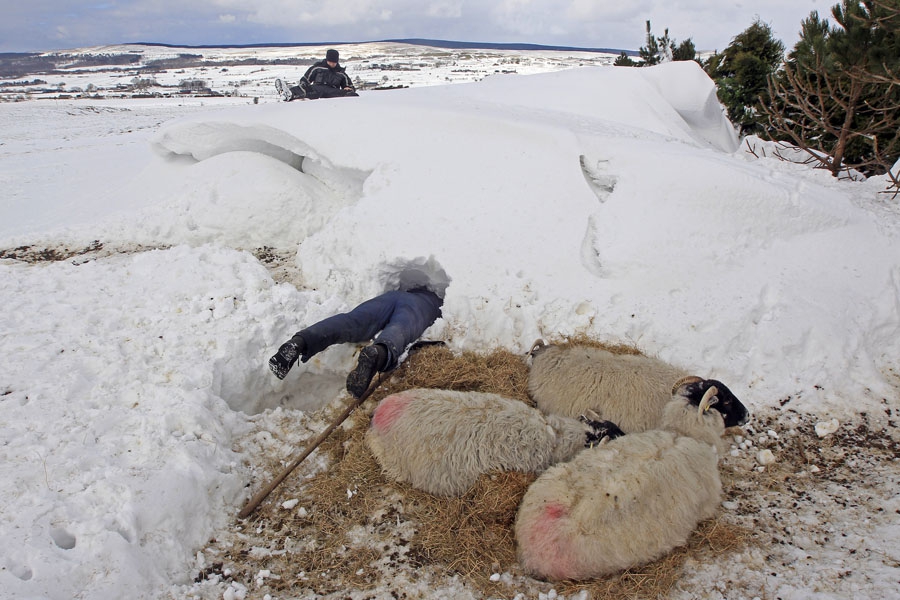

{"left": 0, "top": 45, "right": 898, "bottom": 600}
{"left": 0, "top": 41, "right": 618, "bottom": 101}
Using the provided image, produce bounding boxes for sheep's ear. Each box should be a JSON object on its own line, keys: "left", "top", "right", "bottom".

{"left": 698, "top": 386, "right": 719, "bottom": 415}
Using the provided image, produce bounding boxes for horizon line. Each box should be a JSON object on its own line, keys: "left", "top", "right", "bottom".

{"left": 4, "top": 38, "right": 639, "bottom": 57}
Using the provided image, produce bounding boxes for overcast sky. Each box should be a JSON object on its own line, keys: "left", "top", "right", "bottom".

{"left": 2, "top": 0, "right": 840, "bottom": 54}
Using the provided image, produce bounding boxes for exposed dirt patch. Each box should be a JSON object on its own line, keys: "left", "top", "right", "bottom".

{"left": 701, "top": 406, "right": 900, "bottom": 598}
{"left": 0, "top": 240, "right": 105, "bottom": 262}
{"left": 250, "top": 245, "right": 302, "bottom": 286}
{"left": 0, "top": 240, "right": 168, "bottom": 263}
{"left": 0, "top": 242, "right": 304, "bottom": 288}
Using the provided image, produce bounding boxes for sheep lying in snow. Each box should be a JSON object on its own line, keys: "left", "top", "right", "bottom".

{"left": 365, "top": 388, "right": 621, "bottom": 497}
{"left": 527, "top": 342, "right": 748, "bottom": 432}
{"left": 515, "top": 377, "right": 748, "bottom": 581}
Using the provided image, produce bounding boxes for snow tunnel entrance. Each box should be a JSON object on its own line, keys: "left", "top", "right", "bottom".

{"left": 377, "top": 255, "right": 451, "bottom": 299}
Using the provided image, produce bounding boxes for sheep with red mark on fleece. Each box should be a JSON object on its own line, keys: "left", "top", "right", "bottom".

{"left": 515, "top": 378, "right": 749, "bottom": 580}
{"left": 365, "top": 388, "right": 608, "bottom": 497}
{"left": 527, "top": 342, "right": 748, "bottom": 432}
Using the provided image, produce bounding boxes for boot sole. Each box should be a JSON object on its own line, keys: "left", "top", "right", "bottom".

{"left": 346, "top": 346, "right": 380, "bottom": 398}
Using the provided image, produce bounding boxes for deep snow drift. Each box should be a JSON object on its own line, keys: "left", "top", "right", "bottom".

{"left": 1, "top": 58, "right": 898, "bottom": 600}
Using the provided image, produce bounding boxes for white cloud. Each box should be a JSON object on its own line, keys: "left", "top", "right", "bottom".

{"left": 565, "top": 0, "right": 649, "bottom": 20}
{"left": 53, "top": 25, "right": 70, "bottom": 41}
{"left": 0, "top": 0, "right": 846, "bottom": 54}
{"left": 245, "top": 0, "right": 396, "bottom": 27}
{"left": 426, "top": 1, "right": 462, "bottom": 19}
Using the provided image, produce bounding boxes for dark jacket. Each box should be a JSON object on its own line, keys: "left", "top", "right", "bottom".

{"left": 301, "top": 60, "right": 354, "bottom": 90}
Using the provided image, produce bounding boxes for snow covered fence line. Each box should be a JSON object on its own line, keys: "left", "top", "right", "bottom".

{"left": 528, "top": 341, "right": 748, "bottom": 433}
{"left": 516, "top": 380, "right": 748, "bottom": 580}
{"left": 365, "top": 387, "right": 608, "bottom": 496}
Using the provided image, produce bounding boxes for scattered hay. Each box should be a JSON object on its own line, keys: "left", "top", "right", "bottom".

{"left": 382, "top": 344, "right": 532, "bottom": 401}
{"left": 553, "top": 517, "right": 749, "bottom": 599}
{"left": 211, "top": 342, "right": 750, "bottom": 599}
{"left": 407, "top": 470, "right": 535, "bottom": 580}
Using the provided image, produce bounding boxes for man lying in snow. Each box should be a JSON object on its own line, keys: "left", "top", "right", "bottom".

{"left": 268, "top": 287, "right": 443, "bottom": 397}
{"left": 275, "top": 48, "right": 358, "bottom": 101}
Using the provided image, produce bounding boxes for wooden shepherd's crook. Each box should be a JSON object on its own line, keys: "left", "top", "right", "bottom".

{"left": 237, "top": 372, "right": 387, "bottom": 519}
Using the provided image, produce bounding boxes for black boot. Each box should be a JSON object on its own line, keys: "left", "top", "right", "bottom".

{"left": 268, "top": 334, "right": 307, "bottom": 380}
{"left": 346, "top": 344, "right": 388, "bottom": 398}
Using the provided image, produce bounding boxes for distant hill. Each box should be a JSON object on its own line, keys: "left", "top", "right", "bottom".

{"left": 132, "top": 39, "right": 637, "bottom": 56}
{"left": 384, "top": 38, "right": 635, "bottom": 56}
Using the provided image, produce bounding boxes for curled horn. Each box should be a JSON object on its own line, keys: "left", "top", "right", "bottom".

{"left": 699, "top": 386, "right": 719, "bottom": 415}
{"left": 528, "top": 338, "right": 549, "bottom": 358}
{"left": 583, "top": 408, "right": 602, "bottom": 421}
{"left": 671, "top": 375, "right": 703, "bottom": 395}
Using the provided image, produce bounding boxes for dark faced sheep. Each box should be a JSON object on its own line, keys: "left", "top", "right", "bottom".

{"left": 365, "top": 388, "right": 618, "bottom": 497}
{"left": 514, "top": 378, "right": 748, "bottom": 580}
{"left": 527, "top": 342, "right": 748, "bottom": 432}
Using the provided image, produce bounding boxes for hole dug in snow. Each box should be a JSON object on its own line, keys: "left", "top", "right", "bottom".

{"left": 267, "top": 367, "right": 349, "bottom": 415}
{"left": 194, "top": 342, "right": 749, "bottom": 600}
{"left": 375, "top": 255, "right": 451, "bottom": 299}
{"left": 216, "top": 258, "right": 451, "bottom": 417}
{"left": 212, "top": 345, "right": 355, "bottom": 417}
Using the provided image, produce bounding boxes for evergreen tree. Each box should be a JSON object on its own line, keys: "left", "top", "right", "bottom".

{"left": 763, "top": 0, "right": 900, "bottom": 177}
{"left": 614, "top": 52, "right": 637, "bottom": 67}
{"left": 638, "top": 21, "right": 662, "bottom": 66}
{"left": 638, "top": 20, "right": 695, "bottom": 66}
{"left": 704, "top": 19, "right": 785, "bottom": 134}
{"left": 656, "top": 27, "right": 675, "bottom": 63}
{"left": 673, "top": 39, "right": 697, "bottom": 62}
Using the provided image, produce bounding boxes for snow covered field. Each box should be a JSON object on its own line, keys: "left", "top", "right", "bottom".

{"left": 0, "top": 42, "right": 618, "bottom": 102}
{"left": 1, "top": 43, "right": 899, "bottom": 600}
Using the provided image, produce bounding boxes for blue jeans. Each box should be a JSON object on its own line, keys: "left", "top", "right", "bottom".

{"left": 297, "top": 290, "right": 442, "bottom": 369}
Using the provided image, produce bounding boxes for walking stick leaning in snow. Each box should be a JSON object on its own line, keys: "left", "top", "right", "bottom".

{"left": 237, "top": 370, "right": 390, "bottom": 519}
